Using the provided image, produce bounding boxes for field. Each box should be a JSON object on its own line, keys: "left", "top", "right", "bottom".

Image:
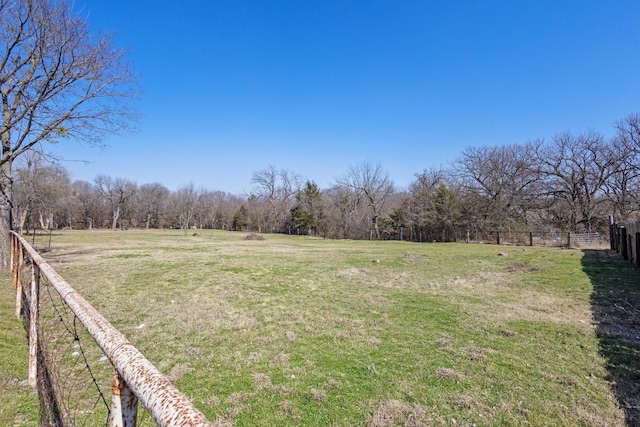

{"left": 1, "top": 229, "right": 638, "bottom": 426}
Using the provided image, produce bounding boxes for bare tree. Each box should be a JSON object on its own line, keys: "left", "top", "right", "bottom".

{"left": 135, "top": 182, "right": 169, "bottom": 229}
{"left": 0, "top": 0, "right": 137, "bottom": 265}
{"left": 336, "top": 161, "right": 395, "bottom": 240}
{"left": 456, "top": 143, "right": 541, "bottom": 232}
{"left": 71, "top": 179, "right": 100, "bottom": 229}
{"left": 324, "top": 185, "right": 364, "bottom": 239}
{"left": 196, "top": 190, "right": 242, "bottom": 230}
{"left": 167, "top": 183, "right": 200, "bottom": 234}
{"left": 95, "top": 175, "right": 137, "bottom": 230}
{"left": 535, "top": 131, "right": 614, "bottom": 232}
{"left": 615, "top": 113, "right": 640, "bottom": 151}
{"left": 13, "top": 151, "right": 71, "bottom": 230}
{"left": 251, "top": 165, "right": 302, "bottom": 232}
{"left": 606, "top": 113, "right": 640, "bottom": 221}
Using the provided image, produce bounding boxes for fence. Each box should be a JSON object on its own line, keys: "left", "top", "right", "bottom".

{"left": 385, "top": 227, "right": 606, "bottom": 248}
{"left": 445, "top": 230, "right": 605, "bottom": 248}
{"left": 9, "top": 231, "right": 213, "bottom": 427}
{"left": 610, "top": 219, "right": 640, "bottom": 266}
{"left": 26, "top": 227, "right": 53, "bottom": 252}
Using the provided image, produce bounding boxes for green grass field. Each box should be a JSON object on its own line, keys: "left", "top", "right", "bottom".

{"left": 2, "top": 229, "right": 638, "bottom": 426}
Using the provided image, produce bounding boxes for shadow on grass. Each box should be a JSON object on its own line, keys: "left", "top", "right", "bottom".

{"left": 582, "top": 249, "right": 640, "bottom": 426}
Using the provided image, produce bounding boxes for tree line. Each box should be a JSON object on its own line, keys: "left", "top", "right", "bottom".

{"left": 3, "top": 0, "right": 638, "bottom": 267}
{"left": 13, "top": 113, "right": 640, "bottom": 241}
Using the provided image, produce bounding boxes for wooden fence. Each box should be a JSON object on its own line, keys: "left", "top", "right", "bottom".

{"left": 9, "top": 231, "right": 213, "bottom": 426}
{"left": 610, "top": 218, "right": 640, "bottom": 266}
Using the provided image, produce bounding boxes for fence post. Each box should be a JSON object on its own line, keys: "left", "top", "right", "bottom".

{"left": 11, "top": 233, "right": 15, "bottom": 285}
{"left": 621, "top": 227, "right": 628, "bottom": 260}
{"left": 496, "top": 231, "right": 500, "bottom": 245}
{"left": 110, "top": 369, "right": 139, "bottom": 427}
{"left": 529, "top": 232, "right": 533, "bottom": 247}
{"left": 567, "top": 232, "right": 571, "bottom": 248}
{"left": 28, "top": 264, "right": 40, "bottom": 388}
{"left": 14, "top": 237, "right": 24, "bottom": 319}
{"left": 609, "top": 216, "right": 616, "bottom": 251}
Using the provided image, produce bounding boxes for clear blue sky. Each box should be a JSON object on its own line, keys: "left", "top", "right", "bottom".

{"left": 54, "top": 0, "right": 640, "bottom": 195}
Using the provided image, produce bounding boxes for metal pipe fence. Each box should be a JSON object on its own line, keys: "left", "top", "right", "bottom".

{"left": 10, "top": 231, "right": 213, "bottom": 427}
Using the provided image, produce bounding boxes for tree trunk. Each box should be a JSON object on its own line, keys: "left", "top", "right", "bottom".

{"left": 372, "top": 215, "right": 381, "bottom": 240}
{"left": 112, "top": 205, "right": 121, "bottom": 230}
{"left": 0, "top": 161, "right": 13, "bottom": 267}
{"left": 38, "top": 211, "right": 47, "bottom": 229}
{"left": 47, "top": 211, "right": 54, "bottom": 229}
{"left": 17, "top": 209, "right": 28, "bottom": 229}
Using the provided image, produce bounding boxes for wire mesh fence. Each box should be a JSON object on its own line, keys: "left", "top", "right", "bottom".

{"left": 568, "top": 232, "right": 608, "bottom": 248}
{"left": 19, "top": 259, "right": 116, "bottom": 426}
{"left": 13, "top": 227, "right": 53, "bottom": 252}
{"left": 454, "top": 230, "right": 569, "bottom": 247}
{"left": 23, "top": 227, "right": 53, "bottom": 253}
{"left": 11, "top": 232, "right": 213, "bottom": 427}
{"left": 457, "top": 230, "right": 607, "bottom": 248}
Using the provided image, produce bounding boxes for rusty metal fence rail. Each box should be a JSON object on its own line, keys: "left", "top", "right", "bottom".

{"left": 10, "top": 231, "right": 213, "bottom": 427}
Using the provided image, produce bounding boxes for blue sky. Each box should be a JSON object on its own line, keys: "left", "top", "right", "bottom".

{"left": 54, "top": 0, "right": 640, "bottom": 195}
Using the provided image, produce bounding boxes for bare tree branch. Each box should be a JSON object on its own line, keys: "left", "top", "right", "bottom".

{"left": 0, "top": 0, "right": 138, "bottom": 265}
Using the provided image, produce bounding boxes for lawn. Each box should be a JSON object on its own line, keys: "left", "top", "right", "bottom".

{"left": 1, "top": 229, "right": 633, "bottom": 426}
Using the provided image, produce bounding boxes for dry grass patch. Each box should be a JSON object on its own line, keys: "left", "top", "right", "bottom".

{"left": 252, "top": 373, "right": 273, "bottom": 391}
{"left": 484, "top": 288, "right": 593, "bottom": 327}
{"left": 463, "top": 346, "right": 488, "bottom": 363}
{"left": 325, "top": 378, "right": 342, "bottom": 389}
{"left": 365, "top": 336, "right": 382, "bottom": 345}
{"left": 426, "top": 267, "right": 593, "bottom": 331}
{"left": 574, "top": 406, "right": 614, "bottom": 427}
{"left": 435, "top": 336, "right": 452, "bottom": 350}
{"left": 451, "top": 394, "right": 474, "bottom": 409}
{"left": 507, "top": 261, "right": 528, "bottom": 273}
{"left": 368, "top": 400, "right": 430, "bottom": 427}
{"left": 211, "top": 416, "right": 233, "bottom": 427}
{"left": 309, "top": 388, "right": 327, "bottom": 403}
{"left": 278, "top": 400, "right": 301, "bottom": 419}
{"left": 284, "top": 330, "right": 297, "bottom": 341}
{"left": 274, "top": 353, "right": 289, "bottom": 364}
{"left": 166, "top": 363, "right": 195, "bottom": 382}
{"left": 435, "top": 367, "right": 462, "bottom": 382}
{"left": 225, "top": 392, "right": 249, "bottom": 419}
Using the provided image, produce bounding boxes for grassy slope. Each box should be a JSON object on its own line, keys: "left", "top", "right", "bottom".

{"left": 1, "top": 230, "right": 629, "bottom": 426}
